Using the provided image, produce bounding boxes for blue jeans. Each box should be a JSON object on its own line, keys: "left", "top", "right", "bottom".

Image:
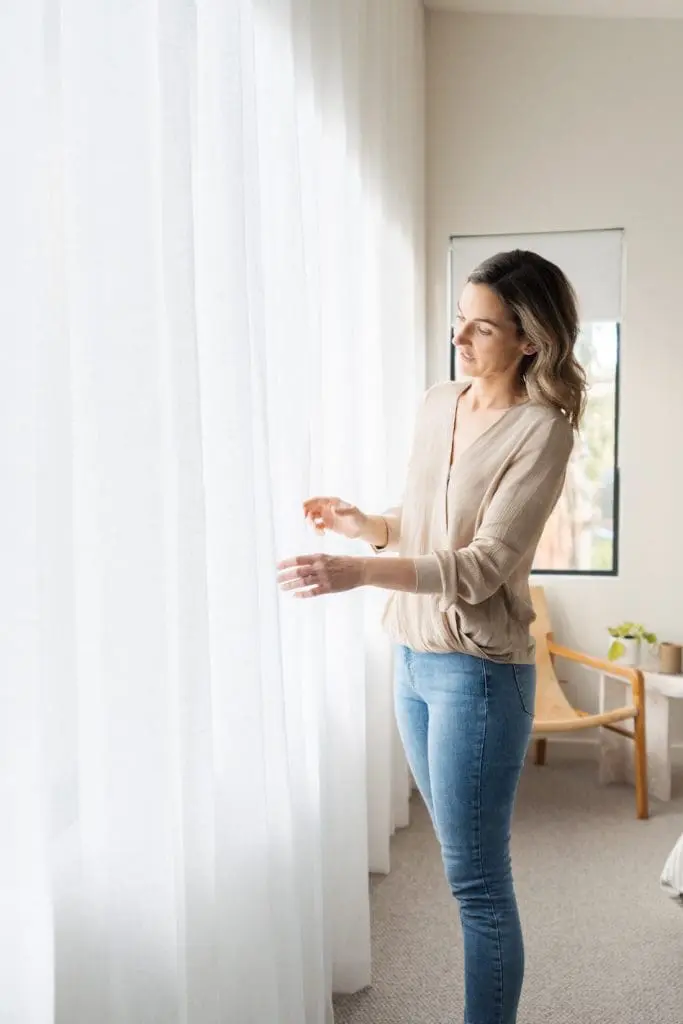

{"left": 394, "top": 646, "right": 535, "bottom": 1024}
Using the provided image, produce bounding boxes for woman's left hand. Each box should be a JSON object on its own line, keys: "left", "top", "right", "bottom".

{"left": 277, "top": 553, "right": 366, "bottom": 598}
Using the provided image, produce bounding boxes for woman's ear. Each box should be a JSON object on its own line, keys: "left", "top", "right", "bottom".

{"left": 521, "top": 341, "right": 537, "bottom": 356}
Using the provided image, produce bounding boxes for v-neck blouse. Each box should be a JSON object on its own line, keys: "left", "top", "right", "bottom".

{"left": 379, "top": 380, "right": 574, "bottom": 664}
{"left": 445, "top": 386, "right": 529, "bottom": 527}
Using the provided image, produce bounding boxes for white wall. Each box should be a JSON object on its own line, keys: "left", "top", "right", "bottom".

{"left": 426, "top": 11, "right": 683, "bottom": 745}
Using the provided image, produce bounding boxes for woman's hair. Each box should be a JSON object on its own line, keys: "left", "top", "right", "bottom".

{"left": 468, "top": 249, "right": 587, "bottom": 429}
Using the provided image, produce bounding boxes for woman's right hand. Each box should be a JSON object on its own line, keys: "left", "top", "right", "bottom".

{"left": 303, "top": 496, "right": 368, "bottom": 540}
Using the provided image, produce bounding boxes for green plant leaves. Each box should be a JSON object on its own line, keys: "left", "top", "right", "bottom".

{"left": 607, "top": 622, "right": 657, "bottom": 645}
{"left": 608, "top": 639, "right": 626, "bottom": 662}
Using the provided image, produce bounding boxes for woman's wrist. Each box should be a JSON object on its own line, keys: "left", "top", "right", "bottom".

{"left": 359, "top": 514, "right": 389, "bottom": 549}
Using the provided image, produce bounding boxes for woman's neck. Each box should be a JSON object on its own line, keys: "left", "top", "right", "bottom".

{"left": 464, "top": 375, "right": 526, "bottom": 412}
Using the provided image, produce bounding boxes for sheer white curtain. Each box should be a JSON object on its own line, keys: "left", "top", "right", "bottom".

{"left": 0, "top": 0, "right": 424, "bottom": 1022}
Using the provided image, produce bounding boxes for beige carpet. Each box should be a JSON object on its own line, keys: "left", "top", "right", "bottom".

{"left": 334, "top": 758, "right": 683, "bottom": 1024}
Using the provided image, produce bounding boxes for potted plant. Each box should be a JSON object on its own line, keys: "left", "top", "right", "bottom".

{"left": 607, "top": 622, "right": 657, "bottom": 667}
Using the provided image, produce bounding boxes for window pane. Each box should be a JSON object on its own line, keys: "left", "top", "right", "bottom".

{"left": 532, "top": 322, "right": 619, "bottom": 573}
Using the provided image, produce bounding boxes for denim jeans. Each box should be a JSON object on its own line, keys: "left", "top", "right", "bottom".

{"left": 394, "top": 645, "right": 536, "bottom": 1024}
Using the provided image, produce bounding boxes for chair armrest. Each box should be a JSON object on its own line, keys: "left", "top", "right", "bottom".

{"left": 547, "top": 637, "right": 645, "bottom": 707}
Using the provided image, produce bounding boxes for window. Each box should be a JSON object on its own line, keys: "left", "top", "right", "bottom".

{"left": 449, "top": 230, "right": 622, "bottom": 576}
{"left": 532, "top": 322, "right": 619, "bottom": 573}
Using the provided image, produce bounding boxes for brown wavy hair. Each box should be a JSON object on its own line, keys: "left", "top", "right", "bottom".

{"left": 468, "top": 249, "right": 587, "bottom": 429}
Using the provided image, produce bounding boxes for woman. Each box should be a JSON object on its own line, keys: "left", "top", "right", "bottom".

{"left": 278, "top": 250, "right": 586, "bottom": 1024}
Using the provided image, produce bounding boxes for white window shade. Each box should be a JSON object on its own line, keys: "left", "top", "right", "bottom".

{"left": 450, "top": 229, "right": 624, "bottom": 323}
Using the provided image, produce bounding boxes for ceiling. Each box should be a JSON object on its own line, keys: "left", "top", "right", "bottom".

{"left": 425, "top": 0, "right": 683, "bottom": 17}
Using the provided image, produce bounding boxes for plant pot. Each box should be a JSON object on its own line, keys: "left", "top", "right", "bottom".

{"left": 609, "top": 636, "right": 641, "bottom": 667}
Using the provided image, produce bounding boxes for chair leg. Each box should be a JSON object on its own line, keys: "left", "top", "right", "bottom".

{"left": 534, "top": 738, "right": 547, "bottom": 766}
{"left": 633, "top": 710, "right": 649, "bottom": 820}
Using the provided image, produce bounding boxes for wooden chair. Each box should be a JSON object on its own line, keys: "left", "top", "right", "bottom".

{"left": 530, "top": 586, "right": 648, "bottom": 820}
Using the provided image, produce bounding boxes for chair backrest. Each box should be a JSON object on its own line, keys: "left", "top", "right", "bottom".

{"left": 530, "top": 586, "right": 578, "bottom": 723}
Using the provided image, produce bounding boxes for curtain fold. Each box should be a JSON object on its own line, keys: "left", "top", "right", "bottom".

{"left": 0, "top": 0, "right": 425, "bottom": 1020}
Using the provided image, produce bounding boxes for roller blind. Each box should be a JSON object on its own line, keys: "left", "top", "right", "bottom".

{"left": 450, "top": 229, "right": 624, "bottom": 323}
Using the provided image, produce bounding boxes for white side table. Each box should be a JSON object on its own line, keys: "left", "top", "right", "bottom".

{"left": 598, "top": 670, "right": 683, "bottom": 802}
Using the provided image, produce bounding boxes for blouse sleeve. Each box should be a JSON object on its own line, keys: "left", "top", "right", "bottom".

{"left": 372, "top": 383, "right": 446, "bottom": 555}
{"left": 412, "top": 416, "right": 574, "bottom": 609}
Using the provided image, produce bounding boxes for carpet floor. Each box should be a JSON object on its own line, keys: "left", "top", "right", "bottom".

{"left": 334, "top": 758, "right": 683, "bottom": 1024}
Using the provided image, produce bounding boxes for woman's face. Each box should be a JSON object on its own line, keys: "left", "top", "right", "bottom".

{"left": 453, "top": 282, "right": 535, "bottom": 380}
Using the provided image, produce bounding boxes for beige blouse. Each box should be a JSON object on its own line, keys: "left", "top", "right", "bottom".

{"left": 377, "top": 381, "right": 574, "bottom": 664}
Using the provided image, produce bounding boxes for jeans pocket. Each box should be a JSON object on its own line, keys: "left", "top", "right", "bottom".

{"left": 512, "top": 664, "right": 536, "bottom": 718}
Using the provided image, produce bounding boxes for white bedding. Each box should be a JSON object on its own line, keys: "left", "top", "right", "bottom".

{"left": 661, "top": 831, "right": 683, "bottom": 903}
